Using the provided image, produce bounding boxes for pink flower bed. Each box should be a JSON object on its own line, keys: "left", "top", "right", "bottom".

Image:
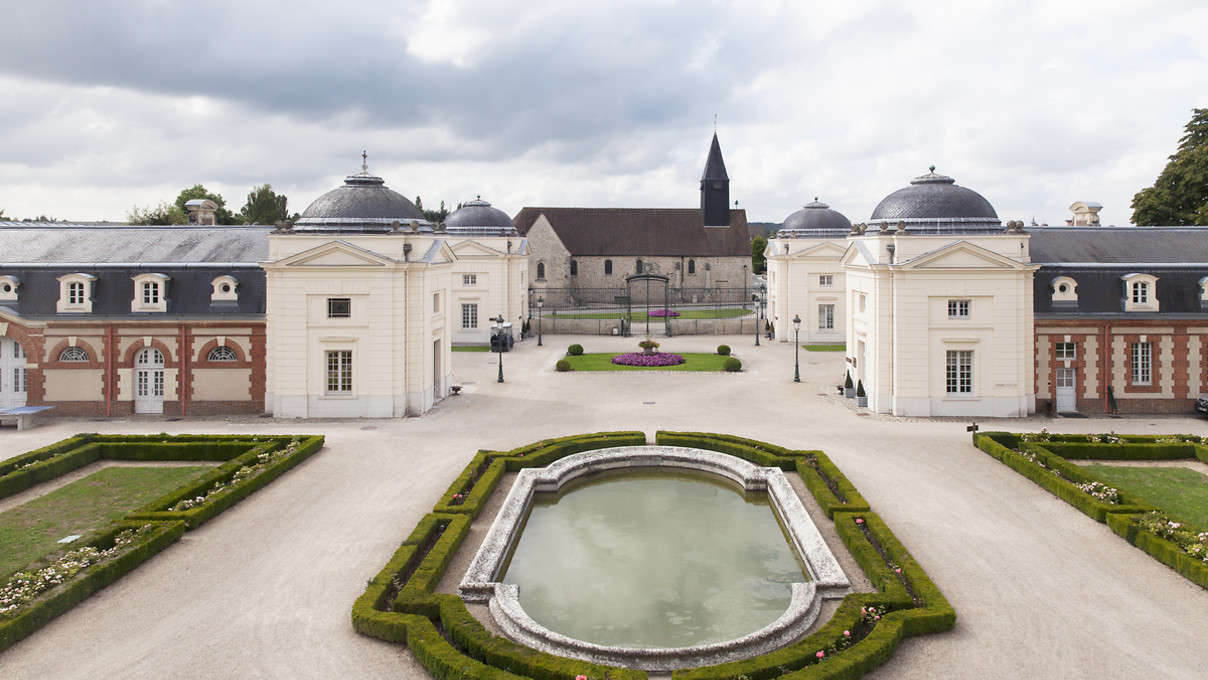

{"left": 648, "top": 309, "right": 680, "bottom": 317}
{"left": 611, "top": 352, "right": 686, "bottom": 367}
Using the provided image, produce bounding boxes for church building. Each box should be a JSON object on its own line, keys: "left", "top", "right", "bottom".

{"left": 516, "top": 134, "right": 751, "bottom": 306}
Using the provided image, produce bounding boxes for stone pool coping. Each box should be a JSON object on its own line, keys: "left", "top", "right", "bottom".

{"left": 458, "top": 445, "right": 853, "bottom": 671}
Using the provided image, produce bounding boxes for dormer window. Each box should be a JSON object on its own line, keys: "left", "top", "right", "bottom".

{"left": 0, "top": 275, "right": 18, "bottom": 302}
{"left": 131, "top": 273, "right": 171, "bottom": 313}
{"left": 1199, "top": 276, "right": 1208, "bottom": 307}
{"left": 211, "top": 275, "right": 239, "bottom": 303}
{"left": 1051, "top": 276, "right": 1078, "bottom": 305}
{"left": 57, "top": 273, "right": 97, "bottom": 313}
{"left": 1121, "top": 273, "right": 1159, "bottom": 312}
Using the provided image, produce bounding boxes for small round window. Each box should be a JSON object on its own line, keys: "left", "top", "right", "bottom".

{"left": 2, "top": 283, "right": 11, "bottom": 293}
{"left": 1058, "top": 284, "right": 1068, "bottom": 293}
{"left": 221, "top": 283, "right": 232, "bottom": 293}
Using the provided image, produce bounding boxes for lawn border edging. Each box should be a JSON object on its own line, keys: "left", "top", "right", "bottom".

{"left": 974, "top": 431, "right": 1208, "bottom": 590}
{"left": 0, "top": 433, "right": 325, "bottom": 652}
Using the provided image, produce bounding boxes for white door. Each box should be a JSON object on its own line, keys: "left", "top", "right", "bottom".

{"left": 0, "top": 336, "right": 27, "bottom": 408}
{"left": 135, "top": 348, "right": 165, "bottom": 414}
{"left": 1055, "top": 367, "right": 1077, "bottom": 413}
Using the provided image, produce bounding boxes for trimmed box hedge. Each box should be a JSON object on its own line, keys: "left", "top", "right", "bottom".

{"left": 0, "top": 433, "right": 324, "bottom": 652}
{"left": 354, "top": 431, "right": 954, "bottom": 680}
{"left": 975, "top": 431, "right": 1208, "bottom": 590}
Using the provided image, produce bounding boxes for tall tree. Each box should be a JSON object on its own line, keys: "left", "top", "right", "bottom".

{"left": 751, "top": 236, "right": 767, "bottom": 274}
{"left": 240, "top": 184, "right": 289, "bottom": 225}
{"left": 1131, "top": 108, "right": 1208, "bottom": 226}
{"left": 174, "top": 184, "right": 240, "bottom": 224}
{"left": 415, "top": 195, "right": 450, "bottom": 223}
{"left": 127, "top": 201, "right": 186, "bottom": 225}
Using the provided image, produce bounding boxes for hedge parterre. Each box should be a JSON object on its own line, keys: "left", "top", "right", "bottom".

{"left": 974, "top": 430, "right": 1208, "bottom": 589}
{"left": 0, "top": 433, "right": 324, "bottom": 652}
{"left": 353, "top": 431, "right": 954, "bottom": 680}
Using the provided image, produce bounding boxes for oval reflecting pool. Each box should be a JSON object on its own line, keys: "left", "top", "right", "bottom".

{"left": 501, "top": 470, "right": 807, "bottom": 649}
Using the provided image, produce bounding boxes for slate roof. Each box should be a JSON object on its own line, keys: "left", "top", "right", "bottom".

{"left": 1030, "top": 226, "right": 1208, "bottom": 317}
{"left": 1029, "top": 227, "right": 1208, "bottom": 264}
{"left": 0, "top": 224, "right": 269, "bottom": 319}
{"left": 0, "top": 223, "right": 271, "bottom": 263}
{"left": 778, "top": 200, "right": 852, "bottom": 236}
{"left": 293, "top": 172, "right": 425, "bottom": 232}
{"left": 701, "top": 133, "right": 729, "bottom": 181}
{"left": 445, "top": 198, "right": 518, "bottom": 234}
{"left": 868, "top": 168, "right": 1000, "bottom": 233}
{"left": 512, "top": 207, "right": 750, "bottom": 257}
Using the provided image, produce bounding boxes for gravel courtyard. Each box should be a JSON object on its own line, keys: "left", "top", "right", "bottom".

{"left": 2, "top": 334, "right": 1207, "bottom": 679}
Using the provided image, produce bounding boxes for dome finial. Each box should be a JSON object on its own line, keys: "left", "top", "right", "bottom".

{"left": 362, "top": 150, "right": 368, "bottom": 173}
{"left": 929, "top": 164, "right": 936, "bottom": 173}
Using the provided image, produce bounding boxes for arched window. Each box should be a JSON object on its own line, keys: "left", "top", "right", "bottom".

{"left": 537, "top": 262, "right": 546, "bottom": 280}
{"left": 569, "top": 260, "right": 578, "bottom": 276}
{"left": 688, "top": 259, "right": 696, "bottom": 275}
{"left": 604, "top": 259, "right": 613, "bottom": 275}
{"left": 59, "top": 346, "right": 89, "bottom": 362}
{"left": 207, "top": 346, "right": 238, "bottom": 362}
{"left": 636, "top": 259, "right": 644, "bottom": 274}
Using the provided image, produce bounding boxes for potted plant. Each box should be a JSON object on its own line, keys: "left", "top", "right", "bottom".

{"left": 844, "top": 372, "right": 855, "bottom": 398}
{"left": 638, "top": 338, "right": 660, "bottom": 355}
{"left": 856, "top": 380, "right": 867, "bottom": 407}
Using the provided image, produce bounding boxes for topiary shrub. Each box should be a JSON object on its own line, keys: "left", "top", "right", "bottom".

{"left": 555, "top": 359, "right": 572, "bottom": 372}
{"left": 723, "top": 357, "right": 742, "bottom": 372}
{"left": 717, "top": 344, "right": 731, "bottom": 356}
{"left": 567, "top": 344, "right": 583, "bottom": 356}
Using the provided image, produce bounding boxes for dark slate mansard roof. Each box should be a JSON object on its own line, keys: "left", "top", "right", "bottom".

{"left": 1030, "top": 226, "right": 1208, "bottom": 317}
{"left": 0, "top": 223, "right": 270, "bottom": 319}
{"left": 512, "top": 207, "right": 750, "bottom": 258}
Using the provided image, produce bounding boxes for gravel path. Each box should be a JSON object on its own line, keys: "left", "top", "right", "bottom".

{"left": 1, "top": 334, "right": 1206, "bottom": 679}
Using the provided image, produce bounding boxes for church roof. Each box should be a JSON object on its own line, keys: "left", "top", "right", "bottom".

{"left": 701, "top": 133, "right": 729, "bottom": 182}
{"left": 513, "top": 207, "right": 749, "bottom": 257}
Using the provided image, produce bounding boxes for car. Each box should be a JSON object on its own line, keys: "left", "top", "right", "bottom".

{"left": 1197, "top": 394, "right": 1208, "bottom": 415}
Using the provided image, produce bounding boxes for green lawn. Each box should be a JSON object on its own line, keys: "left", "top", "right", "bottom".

{"left": 1085, "top": 464, "right": 1208, "bottom": 526}
{"left": 452, "top": 346, "right": 491, "bottom": 352}
{"left": 804, "top": 344, "right": 846, "bottom": 352}
{"left": 0, "top": 465, "right": 213, "bottom": 578}
{"left": 550, "top": 308, "right": 750, "bottom": 321}
{"left": 561, "top": 352, "right": 734, "bottom": 371}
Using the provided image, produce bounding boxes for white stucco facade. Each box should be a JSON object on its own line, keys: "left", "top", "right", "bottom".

{"left": 765, "top": 237, "right": 849, "bottom": 345}
{"left": 843, "top": 229, "right": 1038, "bottom": 417}
{"left": 262, "top": 233, "right": 455, "bottom": 418}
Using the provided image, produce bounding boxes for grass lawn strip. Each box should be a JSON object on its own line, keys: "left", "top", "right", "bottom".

{"left": 804, "top": 344, "right": 846, "bottom": 352}
{"left": 0, "top": 466, "right": 211, "bottom": 579}
{"left": 562, "top": 352, "right": 732, "bottom": 371}
{"left": 1083, "top": 464, "right": 1208, "bottom": 526}
{"left": 974, "top": 432, "right": 1208, "bottom": 589}
{"left": 0, "top": 434, "right": 325, "bottom": 653}
{"left": 451, "top": 346, "right": 491, "bottom": 352}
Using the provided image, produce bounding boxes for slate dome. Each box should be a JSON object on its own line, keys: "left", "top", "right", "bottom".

{"left": 292, "top": 162, "right": 425, "bottom": 232}
{"left": 445, "top": 197, "right": 518, "bottom": 234}
{"left": 869, "top": 167, "right": 999, "bottom": 233}
{"left": 779, "top": 200, "right": 852, "bottom": 236}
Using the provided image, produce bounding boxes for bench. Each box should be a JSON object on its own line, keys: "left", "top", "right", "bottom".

{"left": 0, "top": 406, "right": 56, "bottom": 431}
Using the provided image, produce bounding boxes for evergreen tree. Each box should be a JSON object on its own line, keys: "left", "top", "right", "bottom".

{"left": 751, "top": 236, "right": 767, "bottom": 274}
{"left": 240, "top": 184, "right": 289, "bottom": 225}
{"left": 127, "top": 201, "right": 186, "bottom": 225}
{"left": 1131, "top": 108, "right": 1208, "bottom": 226}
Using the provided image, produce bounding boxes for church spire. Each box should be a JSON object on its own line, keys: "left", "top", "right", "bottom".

{"left": 700, "top": 132, "right": 731, "bottom": 226}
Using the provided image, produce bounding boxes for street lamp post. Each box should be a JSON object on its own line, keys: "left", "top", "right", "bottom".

{"left": 792, "top": 314, "right": 801, "bottom": 383}
{"left": 536, "top": 297, "right": 543, "bottom": 346}
{"left": 495, "top": 314, "right": 505, "bottom": 383}
{"left": 754, "top": 292, "right": 761, "bottom": 346}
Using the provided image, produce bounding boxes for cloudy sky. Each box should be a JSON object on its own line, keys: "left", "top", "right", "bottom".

{"left": 0, "top": 0, "right": 1204, "bottom": 227}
